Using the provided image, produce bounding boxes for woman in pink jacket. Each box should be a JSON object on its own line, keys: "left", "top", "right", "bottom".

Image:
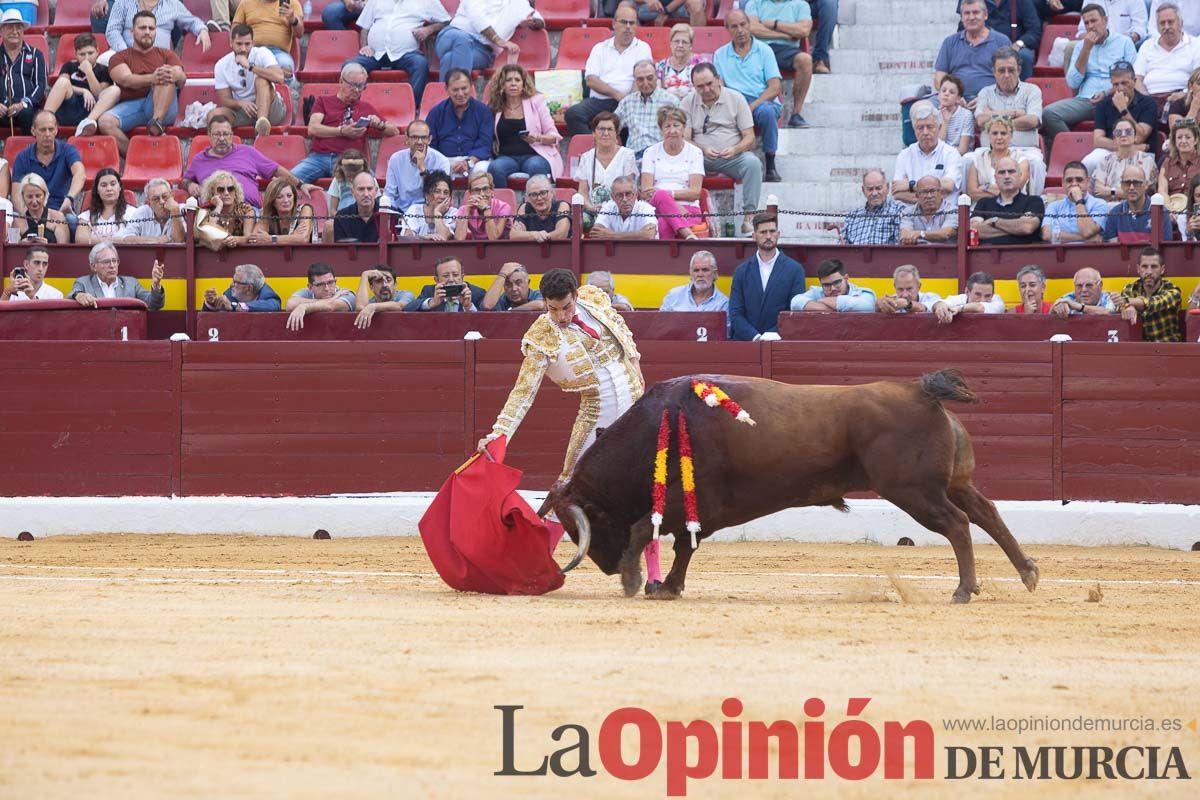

{"left": 485, "top": 64, "right": 563, "bottom": 188}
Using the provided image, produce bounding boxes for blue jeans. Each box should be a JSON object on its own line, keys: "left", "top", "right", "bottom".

{"left": 434, "top": 28, "right": 495, "bottom": 76}
{"left": 751, "top": 102, "right": 780, "bottom": 155}
{"left": 488, "top": 155, "right": 552, "bottom": 188}
{"left": 321, "top": 2, "right": 360, "bottom": 29}
{"left": 268, "top": 46, "right": 296, "bottom": 77}
{"left": 1016, "top": 45, "right": 1034, "bottom": 80}
{"left": 107, "top": 92, "right": 179, "bottom": 130}
{"left": 293, "top": 152, "right": 338, "bottom": 183}
{"left": 350, "top": 51, "right": 430, "bottom": 107}
{"left": 807, "top": 0, "right": 837, "bottom": 64}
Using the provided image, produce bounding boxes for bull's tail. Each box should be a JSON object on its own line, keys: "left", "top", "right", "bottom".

{"left": 919, "top": 369, "right": 979, "bottom": 405}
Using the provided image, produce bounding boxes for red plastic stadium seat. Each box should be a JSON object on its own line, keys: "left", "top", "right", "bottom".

{"left": 538, "top": 0, "right": 590, "bottom": 29}
{"left": 554, "top": 187, "right": 577, "bottom": 205}
{"left": 49, "top": 0, "right": 94, "bottom": 34}
{"left": 165, "top": 84, "right": 222, "bottom": 136}
{"left": 502, "top": 27, "right": 552, "bottom": 72}
{"left": 305, "top": 0, "right": 339, "bottom": 27}
{"left": 421, "top": 80, "right": 476, "bottom": 110}
{"left": 1045, "top": 131, "right": 1092, "bottom": 188}
{"left": 181, "top": 31, "right": 231, "bottom": 78}
{"left": 691, "top": 26, "right": 731, "bottom": 60}
{"left": 1028, "top": 76, "right": 1072, "bottom": 107}
{"left": 374, "top": 135, "right": 408, "bottom": 182}
{"left": 291, "top": 83, "right": 340, "bottom": 134}
{"left": 67, "top": 135, "right": 121, "bottom": 181}
{"left": 1035, "top": 25, "right": 1077, "bottom": 78}
{"left": 303, "top": 185, "right": 329, "bottom": 224}
{"left": 640, "top": 29, "right": 671, "bottom": 61}
{"left": 2, "top": 135, "right": 32, "bottom": 165}
{"left": 24, "top": 34, "right": 49, "bottom": 66}
{"left": 701, "top": 175, "right": 736, "bottom": 190}
{"left": 296, "top": 30, "right": 361, "bottom": 83}
{"left": 556, "top": 27, "right": 612, "bottom": 70}
{"left": 494, "top": 187, "right": 518, "bottom": 210}
{"left": 558, "top": 133, "right": 593, "bottom": 186}
{"left": 122, "top": 135, "right": 184, "bottom": 189}
{"left": 254, "top": 134, "right": 308, "bottom": 170}
{"left": 54, "top": 33, "right": 109, "bottom": 73}
{"left": 80, "top": 189, "right": 138, "bottom": 211}
{"left": 713, "top": 0, "right": 736, "bottom": 22}
{"left": 362, "top": 84, "right": 417, "bottom": 131}
{"left": 182, "top": 0, "right": 210, "bottom": 20}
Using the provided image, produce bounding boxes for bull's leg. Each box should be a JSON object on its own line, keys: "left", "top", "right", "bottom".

{"left": 649, "top": 535, "right": 697, "bottom": 601}
{"left": 883, "top": 488, "right": 978, "bottom": 604}
{"left": 949, "top": 483, "right": 1039, "bottom": 592}
{"left": 618, "top": 516, "right": 654, "bottom": 598}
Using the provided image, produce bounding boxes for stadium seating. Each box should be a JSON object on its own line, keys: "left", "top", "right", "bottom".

{"left": 1035, "top": 25, "right": 1077, "bottom": 78}
{"left": 24, "top": 33, "right": 49, "bottom": 66}
{"left": 1045, "top": 131, "right": 1092, "bottom": 188}
{"left": 68, "top": 136, "right": 121, "bottom": 181}
{"left": 80, "top": 188, "right": 138, "bottom": 211}
{"left": 692, "top": 27, "right": 732, "bottom": 60}
{"left": 374, "top": 135, "right": 408, "bottom": 183}
{"left": 47, "top": 0, "right": 93, "bottom": 34}
{"left": 362, "top": 84, "right": 418, "bottom": 131}
{"left": 165, "top": 84, "right": 223, "bottom": 136}
{"left": 254, "top": 134, "right": 309, "bottom": 170}
{"left": 421, "top": 80, "right": 476, "bottom": 110}
{"left": 501, "top": 27, "right": 553, "bottom": 73}
{"left": 538, "top": 0, "right": 591, "bottom": 30}
{"left": 181, "top": 31, "right": 231, "bottom": 78}
{"left": 232, "top": 91, "right": 296, "bottom": 136}
{"left": 558, "top": 133, "right": 593, "bottom": 188}
{"left": 297, "top": 31, "right": 362, "bottom": 83}
{"left": 1028, "top": 76, "right": 1072, "bottom": 108}
{"left": 494, "top": 188, "right": 518, "bottom": 210}
{"left": 3, "top": 136, "right": 33, "bottom": 165}
{"left": 304, "top": 0, "right": 340, "bottom": 27}
{"left": 554, "top": 187, "right": 577, "bottom": 205}
{"left": 556, "top": 28, "right": 613, "bottom": 70}
{"left": 122, "top": 136, "right": 184, "bottom": 189}
{"left": 640, "top": 28, "right": 671, "bottom": 61}
{"left": 185, "top": 135, "right": 246, "bottom": 170}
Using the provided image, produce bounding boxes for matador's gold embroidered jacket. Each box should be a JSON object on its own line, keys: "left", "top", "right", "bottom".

{"left": 489, "top": 285, "right": 644, "bottom": 480}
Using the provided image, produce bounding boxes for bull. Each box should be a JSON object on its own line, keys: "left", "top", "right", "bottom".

{"left": 544, "top": 369, "right": 1039, "bottom": 604}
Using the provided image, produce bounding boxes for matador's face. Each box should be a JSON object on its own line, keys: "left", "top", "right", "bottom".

{"left": 546, "top": 294, "right": 577, "bottom": 328}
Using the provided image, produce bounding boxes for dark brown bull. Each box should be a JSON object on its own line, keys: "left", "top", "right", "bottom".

{"left": 544, "top": 370, "right": 1039, "bottom": 604}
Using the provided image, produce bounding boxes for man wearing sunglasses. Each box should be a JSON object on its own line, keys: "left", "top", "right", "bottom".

{"left": 969, "top": 155, "right": 1045, "bottom": 245}
{"left": 184, "top": 116, "right": 305, "bottom": 209}
{"left": 210, "top": 23, "right": 289, "bottom": 137}
{"left": 1103, "top": 163, "right": 1173, "bottom": 242}
{"left": 292, "top": 62, "right": 400, "bottom": 183}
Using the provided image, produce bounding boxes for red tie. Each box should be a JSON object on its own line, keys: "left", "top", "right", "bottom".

{"left": 572, "top": 315, "right": 600, "bottom": 339}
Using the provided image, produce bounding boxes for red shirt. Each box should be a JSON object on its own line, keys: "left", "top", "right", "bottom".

{"left": 109, "top": 47, "right": 183, "bottom": 102}
{"left": 310, "top": 95, "right": 378, "bottom": 157}
{"left": 1015, "top": 301, "right": 1052, "bottom": 314}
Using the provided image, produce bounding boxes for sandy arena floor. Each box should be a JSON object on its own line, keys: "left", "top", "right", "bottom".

{"left": 1, "top": 535, "right": 1198, "bottom": 799}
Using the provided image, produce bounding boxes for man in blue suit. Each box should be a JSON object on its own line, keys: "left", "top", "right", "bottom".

{"left": 728, "top": 213, "right": 806, "bottom": 340}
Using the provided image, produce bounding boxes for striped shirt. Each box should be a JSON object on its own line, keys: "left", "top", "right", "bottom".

{"left": 842, "top": 198, "right": 904, "bottom": 245}
{"left": 0, "top": 41, "right": 47, "bottom": 109}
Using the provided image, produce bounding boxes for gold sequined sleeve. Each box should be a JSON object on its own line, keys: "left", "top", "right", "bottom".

{"left": 559, "top": 390, "right": 602, "bottom": 482}
{"left": 490, "top": 352, "right": 551, "bottom": 442}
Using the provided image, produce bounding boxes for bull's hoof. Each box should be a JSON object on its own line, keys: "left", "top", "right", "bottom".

{"left": 648, "top": 584, "right": 681, "bottom": 600}
{"left": 951, "top": 584, "right": 978, "bottom": 604}
{"left": 1020, "top": 560, "right": 1040, "bottom": 593}
{"left": 644, "top": 580, "right": 662, "bottom": 596}
{"left": 620, "top": 566, "right": 643, "bottom": 598}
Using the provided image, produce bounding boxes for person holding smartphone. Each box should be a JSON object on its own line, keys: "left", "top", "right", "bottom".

{"left": 231, "top": 0, "right": 302, "bottom": 79}
{"left": 406, "top": 256, "right": 486, "bottom": 312}
{"left": 2, "top": 246, "right": 63, "bottom": 301}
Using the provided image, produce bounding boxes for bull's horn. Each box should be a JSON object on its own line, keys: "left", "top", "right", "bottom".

{"left": 560, "top": 504, "right": 591, "bottom": 575}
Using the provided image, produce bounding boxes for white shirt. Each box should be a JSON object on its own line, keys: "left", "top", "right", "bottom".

{"left": 399, "top": 202, "right": 459, "bottom": 237}
{"left": 894, "top": 139, "right": 964, "bottom": 192}
{"left": 97, "top": 278, "right": 119, "bottom": 299}
{"left": 214, "top": 47, "right": 281, "bottom": 102}
{"left": 1134, "top": 32, "right": 1200, "bottom": 95}
{"left": 573, "top": 146, "right": 637, "bottom": 193}
{"left": 641, "top": 140, "right": 705, "bottom": 192}
{"left": 79, "top": 207, "right": 140, "bottom": 241}
{"left": 8, "top": 282, "right": 64, "bottom": 301}
{"left": 450, "top": 0, "right": 542, "bottom": 51}
{"left": 940, "top": 293, "right": 1007, "bottom": 314}
{"left": 594, "top": 199, "right": 657, "bottom": 236}
{"left": 359, "top": 0, "right": 450, "bottom": 60}
{"left": 1079, "top": 0, "right": 1148, "bottom": 41}
{"left": 585, "top": 36, "right": 653, "bottom": 95}
{"left": 756, "top": 249, "right": 778, "bottom": 291}
{"left": 128, "top": 203, "right": 186, "bottom": 238}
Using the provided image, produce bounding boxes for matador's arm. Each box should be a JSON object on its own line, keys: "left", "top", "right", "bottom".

{"left": 482, "top": 352, "right": 551, "bottom": 446}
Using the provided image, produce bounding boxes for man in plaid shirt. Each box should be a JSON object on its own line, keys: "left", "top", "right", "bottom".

{"left": 614, "top": 60, "right": 680, "bottom": 157}
{"left": 842, "top": 169, "right": 903, "bottom": 244}
{"left": 1114, "top": 247, "right": 1183, "bottom": 342}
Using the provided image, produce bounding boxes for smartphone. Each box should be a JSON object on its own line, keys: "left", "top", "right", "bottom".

{"left": 517, "top": 129, "right": 530, "bottom": 137}
{"left": 11, "top": 266, "right": 27, "bottom": 280}
{"left": 441, "top": 284, "right": 466, "bottom": 297}
{"left": 354, "top": 116, "right": 371, "bottom": 128}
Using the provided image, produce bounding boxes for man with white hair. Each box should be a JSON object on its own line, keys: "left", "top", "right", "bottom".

{"left": 1135, "top": 2, "right": 1200, "bottom": 96}
{"left": 586, "top": 271, "right": 634, "bottom": 312}
{"left": 614, "top": 60, "right": 679, "bottom": 156}
{"left": 68, "top": 241, "right": 165, "bottom": 310}
{"left": 659, "top": 250, "right": 729, "bottom": 312}
{"left": 842, "top": 169, "right": 903, "bottom": 244}
{"left": 892, "top": 100, "right": 964, "bottom": 204}
{"left": 481, "top": 262, "right": 544, "bottom": 311}
{"left": 127, "top": 178, "right": 186, "bottom": 243}
{"left": 291, "top": 63, "right": 400, "bottom": 183}
{"left": 1149, "top": 0, "right": 1200, "bottom": 37}
{"left": 203, "top": 263, "right": 281, "bottom": 312}
{"left": 876, "top": 264, "right": 942, "bottom": 314}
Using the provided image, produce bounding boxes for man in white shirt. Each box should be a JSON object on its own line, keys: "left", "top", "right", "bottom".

{"left": 1, "top": 245, "right": 63, "bottom": 301}
{"left": 435, "top": 0, "right": 544, "bottom": 79}
{"left": 565, "top": 3, "right": 654, "bottom": 134}
{"left": 1135, "top": 2, "right": 1200, "bottom": 95}
{"left": 876, "top": 264, "right": 943, "bottom": 314}
{"left": 933, "top": 270, "right": 1006, "bottom": 323}
{"left": 210, "top": 23, "right": 288, "bottom": 137}
{"left": 1150, "top": 0, "right": 1200, "bottom": 37}
{"left": 126, "top": 178, "right": 187, "bottom": 244}
{"left": 351, "top": 0, "right": 450, "bottom": 109}
{"left": 892, "top": 100, "right": 964, "bottom": 204}
{"left": 591, "top": 176, "right": 658, "bottom": 238}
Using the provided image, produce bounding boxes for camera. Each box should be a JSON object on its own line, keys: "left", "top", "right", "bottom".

{"left": 11, "top": 266, "right": 27, "bottom": 281}
{"left": 440, "top": 283, "right": 466, "bottom": 297}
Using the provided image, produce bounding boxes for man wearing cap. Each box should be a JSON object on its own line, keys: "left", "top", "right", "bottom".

{"left": 1042, "top": 4, "right": 1136, "bottom": 158}
{"left": 0, "top": 9, "right": 48, "bottom": 135}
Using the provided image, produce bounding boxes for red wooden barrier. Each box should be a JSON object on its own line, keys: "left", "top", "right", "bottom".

{"left": 776, "top": 312, "right": 1140, "bottom": 342}
{"left": 197, "top": 311, "right": 728, "bottom": 341}
{"left": 0, "top": 299, "right": 148, "bottom": 340}
{"left": 0, "top": 342, "right": 177, "bottom": 495}
{"left": 1060, "top": 343, "right": 1200, "bottom": 502}
{"left": 1187, "top": 309, "right": 1200, "bottom": 343}
{"left": 769, "top": 342, "right": 1057, "bottom": 500}
{"left": 178, "top": 341, "right": 470, "bottom": 495}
